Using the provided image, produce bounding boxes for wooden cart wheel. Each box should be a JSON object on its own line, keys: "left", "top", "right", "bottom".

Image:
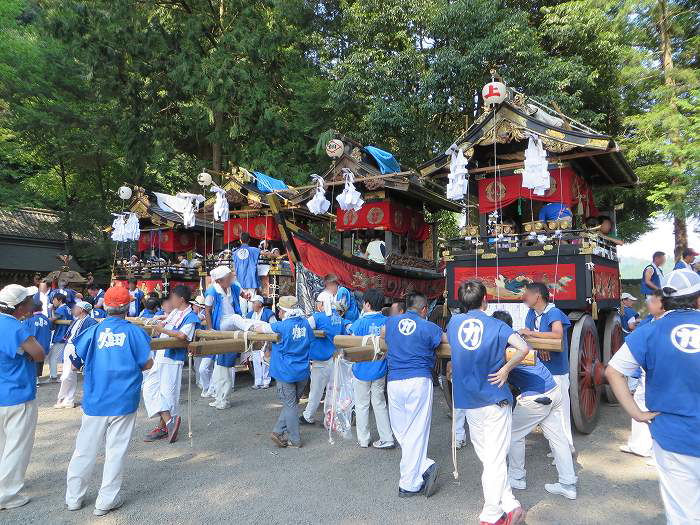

{"left": 569, "top": 314, "right": 602, "bottom": 434}
{"left": 603, "top": 311, "right": 624, "bottom": 404}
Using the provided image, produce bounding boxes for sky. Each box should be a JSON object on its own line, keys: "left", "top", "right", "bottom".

{"left": 618, "top": 218, "right": 700, "bottom": 275}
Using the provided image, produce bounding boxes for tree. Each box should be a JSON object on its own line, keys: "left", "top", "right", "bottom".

{"left": 620, "top": 0, "right": 699, "bottom": 252}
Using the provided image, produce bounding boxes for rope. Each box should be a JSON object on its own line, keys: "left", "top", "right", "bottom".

{"left": 551, "top": 164, "right": 565, "bottom": 303}
{"left": 328, "top": 354, "right": 341, "bottom": 445}
{"left": 187, "top": 352, "right": 193, "bottom": 447}
{"left": 361, "top": 334, "right": 382, "bottom": 360}
{"left": 451, "top": 377, "right": 459, "bottom": 480}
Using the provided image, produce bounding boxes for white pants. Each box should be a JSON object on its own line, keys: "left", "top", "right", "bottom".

{"left": 198, "top": 357, "right": 215, "bottom": 393}
{"left": 213, "top": 364, "right": 235, "bottom": 406}
{"left": 628, "top": 374, "right": 653, "bottom": 457}
{"left": 240, "top": 288, "right": 257, "bottom": 316}
{"left": 455, "top": 408, "right": 468, "bottom": 441}
{"left": 509, "top": 385, "right": 577, "bottom": 485}
{"left": 353, "top": 376, "right": 393, "bottom": 446}
{"left": 653, "top": 441, "right": 700, "bottom": 525}
{"left": 48, "top": 342, "right": 65, "bottom": 379}
{"left": 552, "top": 374, "right": 574, "bottom": 450}
{"left": 0, "top": 401, "right": 37, "bottom": 509}
{"left": 57, "top": 344, "right": 78, "bottom": 406}
{"left": 303, "top": 358, "right": 333, "bottom": 422}
{"left": 193, "top": 356, "right": 203, "bottom": 388}
{"left": 251, "top": 350, "right": 270, "bottom": 387}
{"left": 466, "top": 404, "right": 520, "bottom": 523}
{"left": 387, "top": 377, "right": 434, "bottom": 492}
{"left": 142, "top": 360, "right": 182, "bottom": 419}
{"left": 66, "top": 412, "right": 136, "bottom": 510}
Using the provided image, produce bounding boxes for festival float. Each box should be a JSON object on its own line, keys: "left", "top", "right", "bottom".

{"left": 418, "top": 75, "right": 636, "bottom": 433}
{"left": 268, "top": 132, "right": 461, "bottom": 308}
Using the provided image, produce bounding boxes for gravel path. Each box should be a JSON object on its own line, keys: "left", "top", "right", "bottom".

{"left": 4, "top": 371, "right": 664, "bottom": 524}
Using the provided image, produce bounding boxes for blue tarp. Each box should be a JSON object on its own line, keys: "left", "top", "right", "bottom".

{"left": 254, "top": 171, "right": 289, "bottom": 193}
{"left": 363, "top": 146, "right": 401, "bottom": 174}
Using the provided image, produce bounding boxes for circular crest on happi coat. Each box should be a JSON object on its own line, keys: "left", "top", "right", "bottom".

{"left": 326, "top": 139, "right": 344, "bottom": 158}
{"left": 254, "top": 223, "right": 267, "bottom": 238}
{"left": 343, "top": 210, "right": 359, "bottom": 226}
{"left": 485, "top": 181, "right": 507, "bottom": 202}
{"left": 367, "top": 207, "right": 384, "bottom": 225}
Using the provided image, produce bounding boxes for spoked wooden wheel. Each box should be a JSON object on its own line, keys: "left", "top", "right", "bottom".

{"left": 569, "top": 314, "right": 603, "bottom": 434}
{"left": 603, "top": 311, "right": 624, "bottom": 404}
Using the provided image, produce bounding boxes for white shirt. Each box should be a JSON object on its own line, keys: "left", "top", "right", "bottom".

{"left": 39, "top": 291, "right": 50, "bottom": 317}
{"left": 204, "top": 283, "right": 236, "bottom": 319}
{"left": 128, "top": 290, "right": 139, "bottom": 317}
{"left": 366, "top": 239, "right": 386, "bottom": 264}
{"left": 156, "top": 307, "right": 196, "bottom": 364}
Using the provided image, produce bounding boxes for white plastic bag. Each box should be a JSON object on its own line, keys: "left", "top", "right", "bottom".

{"left": 323, "top": 356, "right": 355, "bottom": 443}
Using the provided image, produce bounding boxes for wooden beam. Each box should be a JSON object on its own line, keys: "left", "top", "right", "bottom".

{"left": 195, "top": 329, "right": 326, "bottom": 340}
{"left": 333, "top": 334, "right": 561, "bottom": 353}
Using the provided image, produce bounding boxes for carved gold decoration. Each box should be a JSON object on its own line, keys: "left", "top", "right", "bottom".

{"left": 528, "top": 250, "right": 545, "bottom": 256}
{"left": 482, "top": 253, "right": 497, "bottom": 259}
{"left": 350, "top": 147, "right": 362, "bottom": 162}
{"left": 586, "top": 138, "right": 610, "bottom": 149}
{"left": 540, "top": 136, "right": 575, "bottom": 153}
{"left": 545, "top": 129, "right": 566, "bottom": 140}
{"left": 543, "top": 244, "right": 554, "bottom": 251}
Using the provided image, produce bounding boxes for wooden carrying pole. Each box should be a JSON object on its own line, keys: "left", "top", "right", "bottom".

{"left": 195, "top": 329, "right": 326, "bottom": 340}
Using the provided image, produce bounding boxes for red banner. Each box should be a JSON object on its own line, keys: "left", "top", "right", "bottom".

{"left": 113, "top": 279, "right": 200, "bottom": 296}
{"left": 336, "top": 201, "right": 430, "bottom": 241}
{"left": 476, "top": 167, "right": 596, "bottom": 215}
{"left": 295, "top": 237, "right": 443, "bottom": 299}
{"left": 224, "top": 216, "right": 281, "bottom": 243}
{"left": 137, "top": 229, "right": 197, "bottom": 253}
{"left": 593, "top": 265, "right": 620, "bottom": 300}
{"left": 453, "top": 263, "right": 578, "bottom": 302}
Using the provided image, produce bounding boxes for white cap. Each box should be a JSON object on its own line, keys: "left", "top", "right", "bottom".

{"left": 251, "top": 295, "right": 264, "bottom": 304}
{"left": 621, "top": 292, "right": 637, "bottom": 301}
{"left": 75, "top": 300, "right": 93, "bottom": 312}
{"left": 0, "top": 284, "right": 37, "bottom": 309}
{"left": 662, "top": 269, "right": 700, "bottom": 297}
{"left": 210, "top": 265, "right": 232, "bottom": 281}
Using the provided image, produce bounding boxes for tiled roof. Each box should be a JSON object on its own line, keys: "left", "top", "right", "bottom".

{"left": 0, "top": 207, "right": 67, "bottom": 241}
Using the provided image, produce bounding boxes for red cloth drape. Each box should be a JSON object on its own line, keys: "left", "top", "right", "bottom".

{"left": 223, "top": 216, "right": 281, "bottom": 243}
{"left": 336, "top": 201, "right": 430, "bottom": 241}
{"left": 137, "top": 229, "right": 197, "bottom": 253}
{"left": 476, "top": 167, "right": 596, "bottom": 215}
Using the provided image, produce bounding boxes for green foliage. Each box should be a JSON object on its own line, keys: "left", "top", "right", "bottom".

{"left": 1, "top": 0, "right": 698, "bottom": 275}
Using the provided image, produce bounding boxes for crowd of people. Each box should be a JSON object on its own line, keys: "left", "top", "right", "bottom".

{"left": 0, "top": 239, "right": 698, "bottom": 523}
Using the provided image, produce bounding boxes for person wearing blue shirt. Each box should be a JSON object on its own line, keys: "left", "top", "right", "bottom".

{"left": 143, "top": 286, "right": 198, "bottom": 442}
{"left": 55, "top": 301, "right": 98, "bottom": 409}
{"left": 384, "top": 293, "right": 442, "bottom": 498}
{"left": 641, "top": 251, "right": 666, "bottom": 298}
{"left": 86, "top": 284, "right": 105, "bottom": 309}
{"left": 49, "top": 279, "right": 77, "bottom": 308}
{"left": 324, "top": 274, "right": 359, "bottom": 322}
{"left": 0, "top": 284, "right": 45, "bottom": 510}
{"left": 126, "top": 279, "right": 144, "bottom": 317}
{"left": 673, "top": 248, "right": 697, "bottom": 270}
{"left": 22, "top": 301, "right": 51, "bottom": 384}
{"left": 446, "top": 281, "right": 529, "bottom": 524}
{"left": 538, "top": 202, "right": 572, "bottom": 222}
{"left": 49, "top": 293, "right": 73, "bottom": 382}
{"left": 205, "top": 265, "right": 248, "bottom": 409}
{"left": 255, "top": 295, "right": 313, "bottom": 448}
{"left": 300, "top": 291, "right": 345, "bottom": 425}
{"left": 246, "top": 295, "right": 276, "bottom": 389}
{"left": 606, "top": 269, "right": 700, "bottom": 525}
{"left": 347, "top": 288, "right": 394, "bottom": 449}
{"left": 138, "top": 298, "right": 159, "bottom": 319}
{"left": 490, "top": 310, "right": 577, "bottom": 501}
{"left": 233, "top": 232, "right": 261, "bottom": 315}
{"left": 65, "top": 286, "right": 153, "bottom": 516}
{"left": 519, "top": 282, "right": 575, "bottom": 454}
{"left": 620, "top": 292, "right": 640, "bottom": 336}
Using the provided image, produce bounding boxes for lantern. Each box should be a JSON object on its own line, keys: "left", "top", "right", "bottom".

{"left": 118, "top": 186, "right": 132, "bottom": 200}
{"left": 197, "top": 171, "right": 213, "bottom": 187}
{"left": 325, "top": 139, "right": 344, "bottom": 158}
{"left": 482, "top": 81, "right": 507, "bottom": 106}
